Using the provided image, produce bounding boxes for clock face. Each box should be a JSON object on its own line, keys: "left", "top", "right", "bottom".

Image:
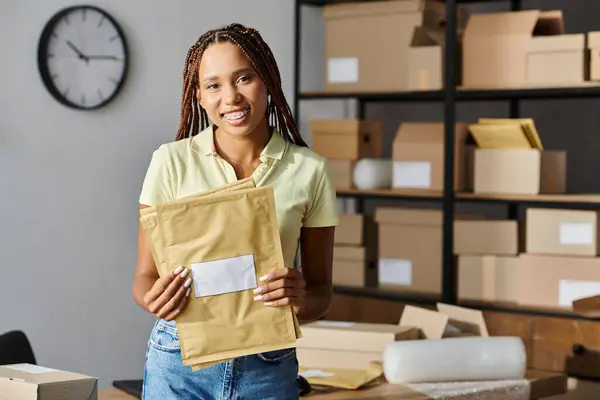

{"left": 37, "top": 6, "right": 128, "bottom": 110}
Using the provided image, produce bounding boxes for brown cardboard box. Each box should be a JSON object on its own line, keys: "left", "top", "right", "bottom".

{"left": 0, "top": 364, "right": 97, "bottom": 399}
{"left": 462, "top": 10, "right": 565, "bottom": 88}
{"left": 322, "top": 0, "right": 468, "bottom": 93}
{"left": 391, "top": 122, "right": 469, "bottom": 191}
{"left": 333, "top": 245, "right": 377, "bottom": 287}
{"left": 473, "top": 149, "right": 566, "bottom": 195}
{"left": 297, "top": 320, "right": 419, "bottom": 369}
{"left": 335, "top": 214, "right": 364, "bottom": 245}
{"left": 310, "top": 119, "right": 382, "bottom": 160}
{"left": 408, "top": 27, "right": 460, "bottom": 90}
{"left": 518, "top": 254, "right": 600, "bottom": 309}
{"left": 454, "top": 220, "right": 519, "bottom": 255}
{"left": 398, "top": 303, "right": 489, "bottom": 339}
{"left": 458, "top": 255, "right": 519, "bottom": 303}
{"left": 526, "top": 208, "right": 600, "bottom": 256}
{"left": 327, "top": 159, "right": 354, "bottom": 189}
{"left": 375, "top": 207, "right": 442, "bottom": 294}
{"left": 588, "top": 32, "right": 600, "bottom": 81}
{"left": 527, "top": 34, "right": 586, "bottom": 85}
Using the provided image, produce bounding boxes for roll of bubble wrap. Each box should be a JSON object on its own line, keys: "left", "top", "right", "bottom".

{"left": 383, "top": 336, "right": 527, "bottom": 384}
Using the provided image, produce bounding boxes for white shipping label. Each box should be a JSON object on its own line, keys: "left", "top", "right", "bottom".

{"left": 379, "top": 259, "right": 412, "bottom": 286}
{"left": 392, "top": 162, "right": 432, "bottom": 189}
{"left": 315, "top": 321, "right": 356, "bottom": 328}
{"left": 191, "top": 254, "right": 257, "bottom": 298}
{"left": 558, "top": 279, "right": 600, "bottom": 306}
{"left": 327, "top": 57, "right": 359, "bottom": 83}
{"left": 4, "top": 364, "right": 59, "bottom": 374}
{"left": 559, "top": 222, "right": 594, "bottom": 245}
{"left": 300, "top": 369, "right": 335, "bottom": 378}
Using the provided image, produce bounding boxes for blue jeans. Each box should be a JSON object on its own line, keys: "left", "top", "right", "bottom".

{"left": 142, "top": 319, "right": 300, "bottom": 400}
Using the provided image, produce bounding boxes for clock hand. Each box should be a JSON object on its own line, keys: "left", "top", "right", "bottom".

{"left": 87, "top": 55, "right": 120, "bottom": 61}
{"left": 65, "top": 40, "right": 88, "bottom": 62}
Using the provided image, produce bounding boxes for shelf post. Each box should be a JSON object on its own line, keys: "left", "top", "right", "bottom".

{"left": 442, "top": 0, "right": 457, "bottom": 304}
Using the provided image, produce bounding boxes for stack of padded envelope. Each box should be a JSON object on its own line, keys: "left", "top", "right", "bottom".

{"left": 139, "top": 177, "right": 301, "bottom": 371}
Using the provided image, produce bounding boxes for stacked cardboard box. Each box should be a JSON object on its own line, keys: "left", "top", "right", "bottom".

{"left": 310, "top": 119, "right": 383, "bottom": 190}
{"left": 467, "top": 118, "right": 566, "bottom": 195}
{"left": 333, "top": 213, "right": 378, "bottom": 288}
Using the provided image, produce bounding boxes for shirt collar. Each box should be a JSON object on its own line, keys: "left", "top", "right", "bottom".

{"left": 194, "top": 125, "right": 287, "bottom": 160}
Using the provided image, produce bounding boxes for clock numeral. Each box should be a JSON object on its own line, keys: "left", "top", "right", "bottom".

{"left": 98, "top": 15, "right": 105, "bottom": 28}
{"left": 64, "top": 15, "right": 69, "bottom": 25}
{"left": 97, "top": 90, "right": 104, "bottom": 102}
{"left": 81, "top": 94, "right": 86, "bottom": 105}
{"left": 47, "top": 53, "right": 55, "bottom": 58}
{"left": 63, "top": 88, "right": 70, "bottom": 98}
{"left": 51, "top": 73, "right": 59, "bottom": 80}
{"left": 82, "top": 9, "right": 86, "bottom": 21}
{"left": 51, "top": 33, "right": 58, "bottom": 40}
{"left": 109, "top": 34, "right": 120, "bottom": 42}
{"left": 108, "top": 77, "right": 118, "bottom": 85}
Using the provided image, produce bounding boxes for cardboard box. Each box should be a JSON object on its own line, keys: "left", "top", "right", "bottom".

{"left": 527, "top": 34, "right": 586, "bottom": 85}
{"left": 588, "top": 32, "right": 600, "bottom": 81}
{"left": 0, "top": 364, "right": 97, "bottom": 400}
{"left": 391, "top": 122, "right": 469, "bottom": 191}
{"left": 518, "top": 254, "right": 600, "bottom": 308}
{"left": 462, "top": 9, "right": 566, "bottom": 88}
{"left": 473, "top": 149, "right": 566, "bottom": 195}
{"left": 458, "top": 255, "right": 519, "bottom": 303}
{"left": 310, "top": 119, "right": 382, "bottom": 160}
{"left": 327, "top": 159, "right": 354, "bottom": 189}
{"left": 526, "top": 208, "right": 600, "bottom": 256}
{"left": 398, "top": 303, "right": 488, "bottom": 339}
{"left": 408, "top": 27, "right": 448, "bottom": 90}
{"left": 454, "top": 220, "right": 519, "bottom": 255}
{"left": 322, "top": 0, "right": 468, "bottom": 92}
{"left": 336, "top": 213, "right": 375, "bottom": 245}
{"left": 333, "top": 245, "right": 377, "bottom": 287}
{"left": 297, "top": 320, "right": 419, "bottom": 369}
{"left": 375, "top": 207, "right": 442, "bottom": 294}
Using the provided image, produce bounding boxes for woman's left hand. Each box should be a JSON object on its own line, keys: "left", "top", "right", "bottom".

{"left": 253, "top": 267, "right": 306, "bottom": 313}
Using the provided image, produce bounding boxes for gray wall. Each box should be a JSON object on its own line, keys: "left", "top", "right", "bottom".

{"left": 299, "top": 0, "right": 600, "bottom": 218}
{"left": 0, "top": 0, "right": 293, "bottom": 390}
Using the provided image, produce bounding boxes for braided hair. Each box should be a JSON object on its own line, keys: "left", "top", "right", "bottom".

{"left": 175, "top": 23, "right": 306, "bottom": 147}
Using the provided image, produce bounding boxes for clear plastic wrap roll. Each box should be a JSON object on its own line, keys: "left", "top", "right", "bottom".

{"left": 383, "top": 336, "right": 527, "bottom": 384}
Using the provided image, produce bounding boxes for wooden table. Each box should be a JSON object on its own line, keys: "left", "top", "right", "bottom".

{"left": 97, "top": 370, "right": 572, "bottom": 399}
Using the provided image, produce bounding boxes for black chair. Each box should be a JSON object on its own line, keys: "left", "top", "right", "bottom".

{"left": 0, "top": 330, "right": 36, "bottom": 366}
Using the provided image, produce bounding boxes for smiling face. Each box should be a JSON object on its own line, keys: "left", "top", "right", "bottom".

{"left": 197, "top": 42, "right": 269, "bottom": 138}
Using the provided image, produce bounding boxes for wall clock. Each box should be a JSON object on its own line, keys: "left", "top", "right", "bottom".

{"left": 37, "top": 5, "right": 129, "bottom": 110}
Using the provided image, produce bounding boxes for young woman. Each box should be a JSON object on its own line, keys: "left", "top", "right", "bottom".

{"left": 132, "top": 23, "right": 338, "bottom": 399}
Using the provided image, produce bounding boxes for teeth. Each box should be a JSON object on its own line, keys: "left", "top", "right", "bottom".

{"left": 223, "top": 108, "right": 249, "bottom": 120}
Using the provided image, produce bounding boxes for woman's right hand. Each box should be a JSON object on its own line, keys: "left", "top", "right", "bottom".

{"left": 143, "top": 266, "right": 192, "bottom": 321}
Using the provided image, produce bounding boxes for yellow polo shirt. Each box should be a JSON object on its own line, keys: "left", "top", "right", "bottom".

{"left": 139, "top": 126, "right": 339, "bottom": 267}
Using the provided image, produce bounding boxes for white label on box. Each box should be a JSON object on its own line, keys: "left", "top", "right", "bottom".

{"left": 300, "top": 369, "right": 335, "bottom": 378}
{"left": 559, "top": 222, "right": 594, "bottom": 245}
{"left": 327, "top": 57, "right": 358, "bottom": 83}
{"left": 392, "top": 162, "right": 431, "bottom": 189}
{"left": 315, "top": 321, "right": 356, "bottom": 328}
{"left": 5, "top": 364, "right": 59, "bottom": 374}
{"left": 558, "top": 279, "right": 600, "bottom": 306}
{"left": 379, "top": 259, "right": 412, "bottom": 286}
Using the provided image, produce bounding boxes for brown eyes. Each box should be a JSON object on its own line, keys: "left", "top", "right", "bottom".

{"left": 205, "top": 76, "right": 251, "bottom": 91}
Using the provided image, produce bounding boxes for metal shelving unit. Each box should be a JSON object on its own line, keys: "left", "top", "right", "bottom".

{"left": 293, "top": 0, "right": 600, "bottom": 320}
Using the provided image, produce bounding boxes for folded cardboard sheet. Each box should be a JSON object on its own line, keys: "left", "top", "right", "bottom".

{"left": 140, "top": 178, "right": 300, "bottom": 370}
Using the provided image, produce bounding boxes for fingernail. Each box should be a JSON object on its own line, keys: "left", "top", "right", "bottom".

{"left": 184, "top": 277, "right": 192, "bottom": 288}
{"left": 259, "top": 274, "right": 269, "bottom": 281}
{"left": 253, "top": 295, "right": 263, "bottom": 301}
{"left": 173, "top": 266, "right": 183, "bottom": 275}
{"left": 180, "top": 269, "right": 189, "bottom": 278}
{"left": 264, "top": 302, "right": 273, "bottom": 306}
{"left": 186, "top": 288, "right": 191, "bottom": 297}
{"left": 253, "top": 287, "right": 263, "bottom": 294}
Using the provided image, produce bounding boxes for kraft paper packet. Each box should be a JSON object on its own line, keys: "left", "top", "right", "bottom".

{"left": 139, "top": 179, "right": 301, "bottom": 370}
{"left": 298, "top": 362, "right": 383, "bottom": 390}
{"left": 154, "top": 185, "right": 299, "bottom": 367}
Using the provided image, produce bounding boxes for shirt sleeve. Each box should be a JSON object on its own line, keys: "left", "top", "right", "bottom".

{"left": 302, "top": 159, "right": 339, "bottom": 228}
{"left": 139, "top": 145, "right": 175, "bottom": 206}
